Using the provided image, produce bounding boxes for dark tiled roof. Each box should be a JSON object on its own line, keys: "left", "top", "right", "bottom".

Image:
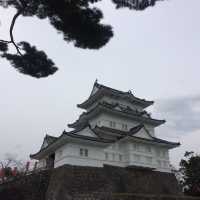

{"left": 93, "top": 124, "right": 144, "bottom": 137}
{"left": 40, "top": 134, "right": 58, "bottom": 150}
{"left": 68, "top": 101, "right": 165, "bottom": 128}
{"left": 93, "top": 125, "right": 180, "bottom": 147}
{"left": 78, "top": 82, "right": 154, "bottom": 109}
{"left": 45, "top": 134, "right": 58, "bottom": 144}
{"left": 30, "top": 125, "right": 115, "bottom": 159}
{"left": 152, "top": 137, "right": 181, "bottom": 146}
{"left": 31, "top": 133, "right": 65, "bottom": 159}
{"left": 63, "top": 130, "right": 115, "bottom": 143}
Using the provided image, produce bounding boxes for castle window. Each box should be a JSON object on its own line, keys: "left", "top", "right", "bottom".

{"left": 80, "top": 148, "right": 88, "bottom": 157}
{"left": 122, "top": 124, "right": 128, "bottom": 131}
{"left": 85, "top": 149, "right": 88, "bottom": 157}
{"left": 109, "top": 121, "right": 116, "bottom": 128}
{"left": 80, "top": 148, "right": 84, "bottom": 156}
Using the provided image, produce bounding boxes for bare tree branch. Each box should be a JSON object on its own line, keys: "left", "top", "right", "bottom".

{"left": 9, "top": 9, "right": 23, "bottom": 56}
{"left": 0, "top": 0, "right": 27, "bottom": 55}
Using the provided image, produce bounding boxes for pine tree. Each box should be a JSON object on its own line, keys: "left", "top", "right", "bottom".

{"left": 0, "top": 0, "right": 164, "bottom": 78}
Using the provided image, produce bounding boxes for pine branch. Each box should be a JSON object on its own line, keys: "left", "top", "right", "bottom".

{"left": 9, "top": 9, "right": 23, "bottom": 56}
{"left": 1, "top": 0, "right": 27, "bottom": 55}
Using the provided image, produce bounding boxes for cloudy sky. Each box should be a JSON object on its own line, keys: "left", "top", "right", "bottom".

{"left": 0, "top": 0, "right": 200, "bottom": 167}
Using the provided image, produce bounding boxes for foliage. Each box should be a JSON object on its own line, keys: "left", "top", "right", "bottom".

{"left": 0, "top": 42, "right": 8, "bottom": 52}
{"left": 112, "top": 0, "right": 163, "bottom": 10}
{"left": 179, "top": 151, "right": 200, "bottom": 196}
{"left": 1, "top": 42, "right": 58, "bottom": 78}
{"left": 0, "top": 0, "right": 165, "bottom": 78}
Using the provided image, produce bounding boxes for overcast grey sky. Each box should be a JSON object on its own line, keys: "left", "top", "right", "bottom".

{"left": 0, "top": 0, "right": 200, "bottom": 167}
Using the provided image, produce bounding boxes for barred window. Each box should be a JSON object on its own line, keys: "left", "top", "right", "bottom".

{"left": 109, "top": 121, "right": 116, "bottom": 128}
{"left": 122, "top": 124, "right": 128, "bottom": 130}
{"left": 80, "top": 148, "right": 88, "bottom": 157}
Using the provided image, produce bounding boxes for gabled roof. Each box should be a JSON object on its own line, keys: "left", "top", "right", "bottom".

{"left": 93, "top": 124, "right": 145, "bottom": 137}
{"left": 63, "top": 130, "right": 115, "bottom": 144}
{"left": 78, "top": 81, "right": 154, "bottom": 109}
{"left": 93, "top": 125, "right": 180, "bottom": 148}
{"left": 69, "top": 101, "right": 165, "bottom": 129}
{"left": 40, "top": 134, "right": 58, "bottom": 150}
{"left": 45, "top": 134, "right": 57, "bottom": 143}
{"left": 30, "top": 125, "right": 115, "bottom": 160}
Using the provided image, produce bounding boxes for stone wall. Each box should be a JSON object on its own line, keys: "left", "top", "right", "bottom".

{"left": 46, "top": 164, "right": 182, "bottom": 200}
{"left": 0, "top": 165, "right": 200, "bottom": 200}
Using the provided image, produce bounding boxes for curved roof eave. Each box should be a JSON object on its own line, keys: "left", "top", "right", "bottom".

{"left": 30, "top": 133, "right": 66, "bottom": 160}
{"left": 118, "top": 134, "right": 180, "bottom": 148}
{"left": 30, "top": 126, "right": 115, "bottom": 160}
{"left": 93, "top": 124, "right": 144, "bottom": 137}
{"left": 69, "top": 103, "right": 165, "bottom": 129}
{"left": 93, "top": 125, "right": 180, "bottom": 148}
{"left": 78, "top": 83, "right": 154, "bottom": 109}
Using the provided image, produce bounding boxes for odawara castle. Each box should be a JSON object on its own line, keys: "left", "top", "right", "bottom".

{"left": 30, "top": 81, "right": 180, "bottom": 173}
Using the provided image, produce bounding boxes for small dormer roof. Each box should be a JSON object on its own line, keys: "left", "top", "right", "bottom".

{"left": 40, "top": 134, "right": 58, "bottom": 150}
{"left": 78, "top": 81, "right": 154, "bottom": 109}
{"left": 93, "top": 125, "right": 180, "bottom": 148}
{"left": 30, "top": 125, "right": 115, "bottom": 160}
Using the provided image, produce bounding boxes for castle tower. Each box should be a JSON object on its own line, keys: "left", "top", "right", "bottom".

{"left": 31, "top": 81, "right": 180, "bottom": 172}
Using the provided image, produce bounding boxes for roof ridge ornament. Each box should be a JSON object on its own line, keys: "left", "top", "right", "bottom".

{"left": 128, "top": 90, "right": 132, "bottom": 94}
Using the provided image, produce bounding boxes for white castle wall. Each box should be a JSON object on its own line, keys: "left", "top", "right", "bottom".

{"left": 53, "top": 139, "right": 171, "bottom": 173}
{"left": 54, "top": 143, "right": 106, "bottom": 168}
{"left": 89, "top": 113, "right": 155, "bottom": 137}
